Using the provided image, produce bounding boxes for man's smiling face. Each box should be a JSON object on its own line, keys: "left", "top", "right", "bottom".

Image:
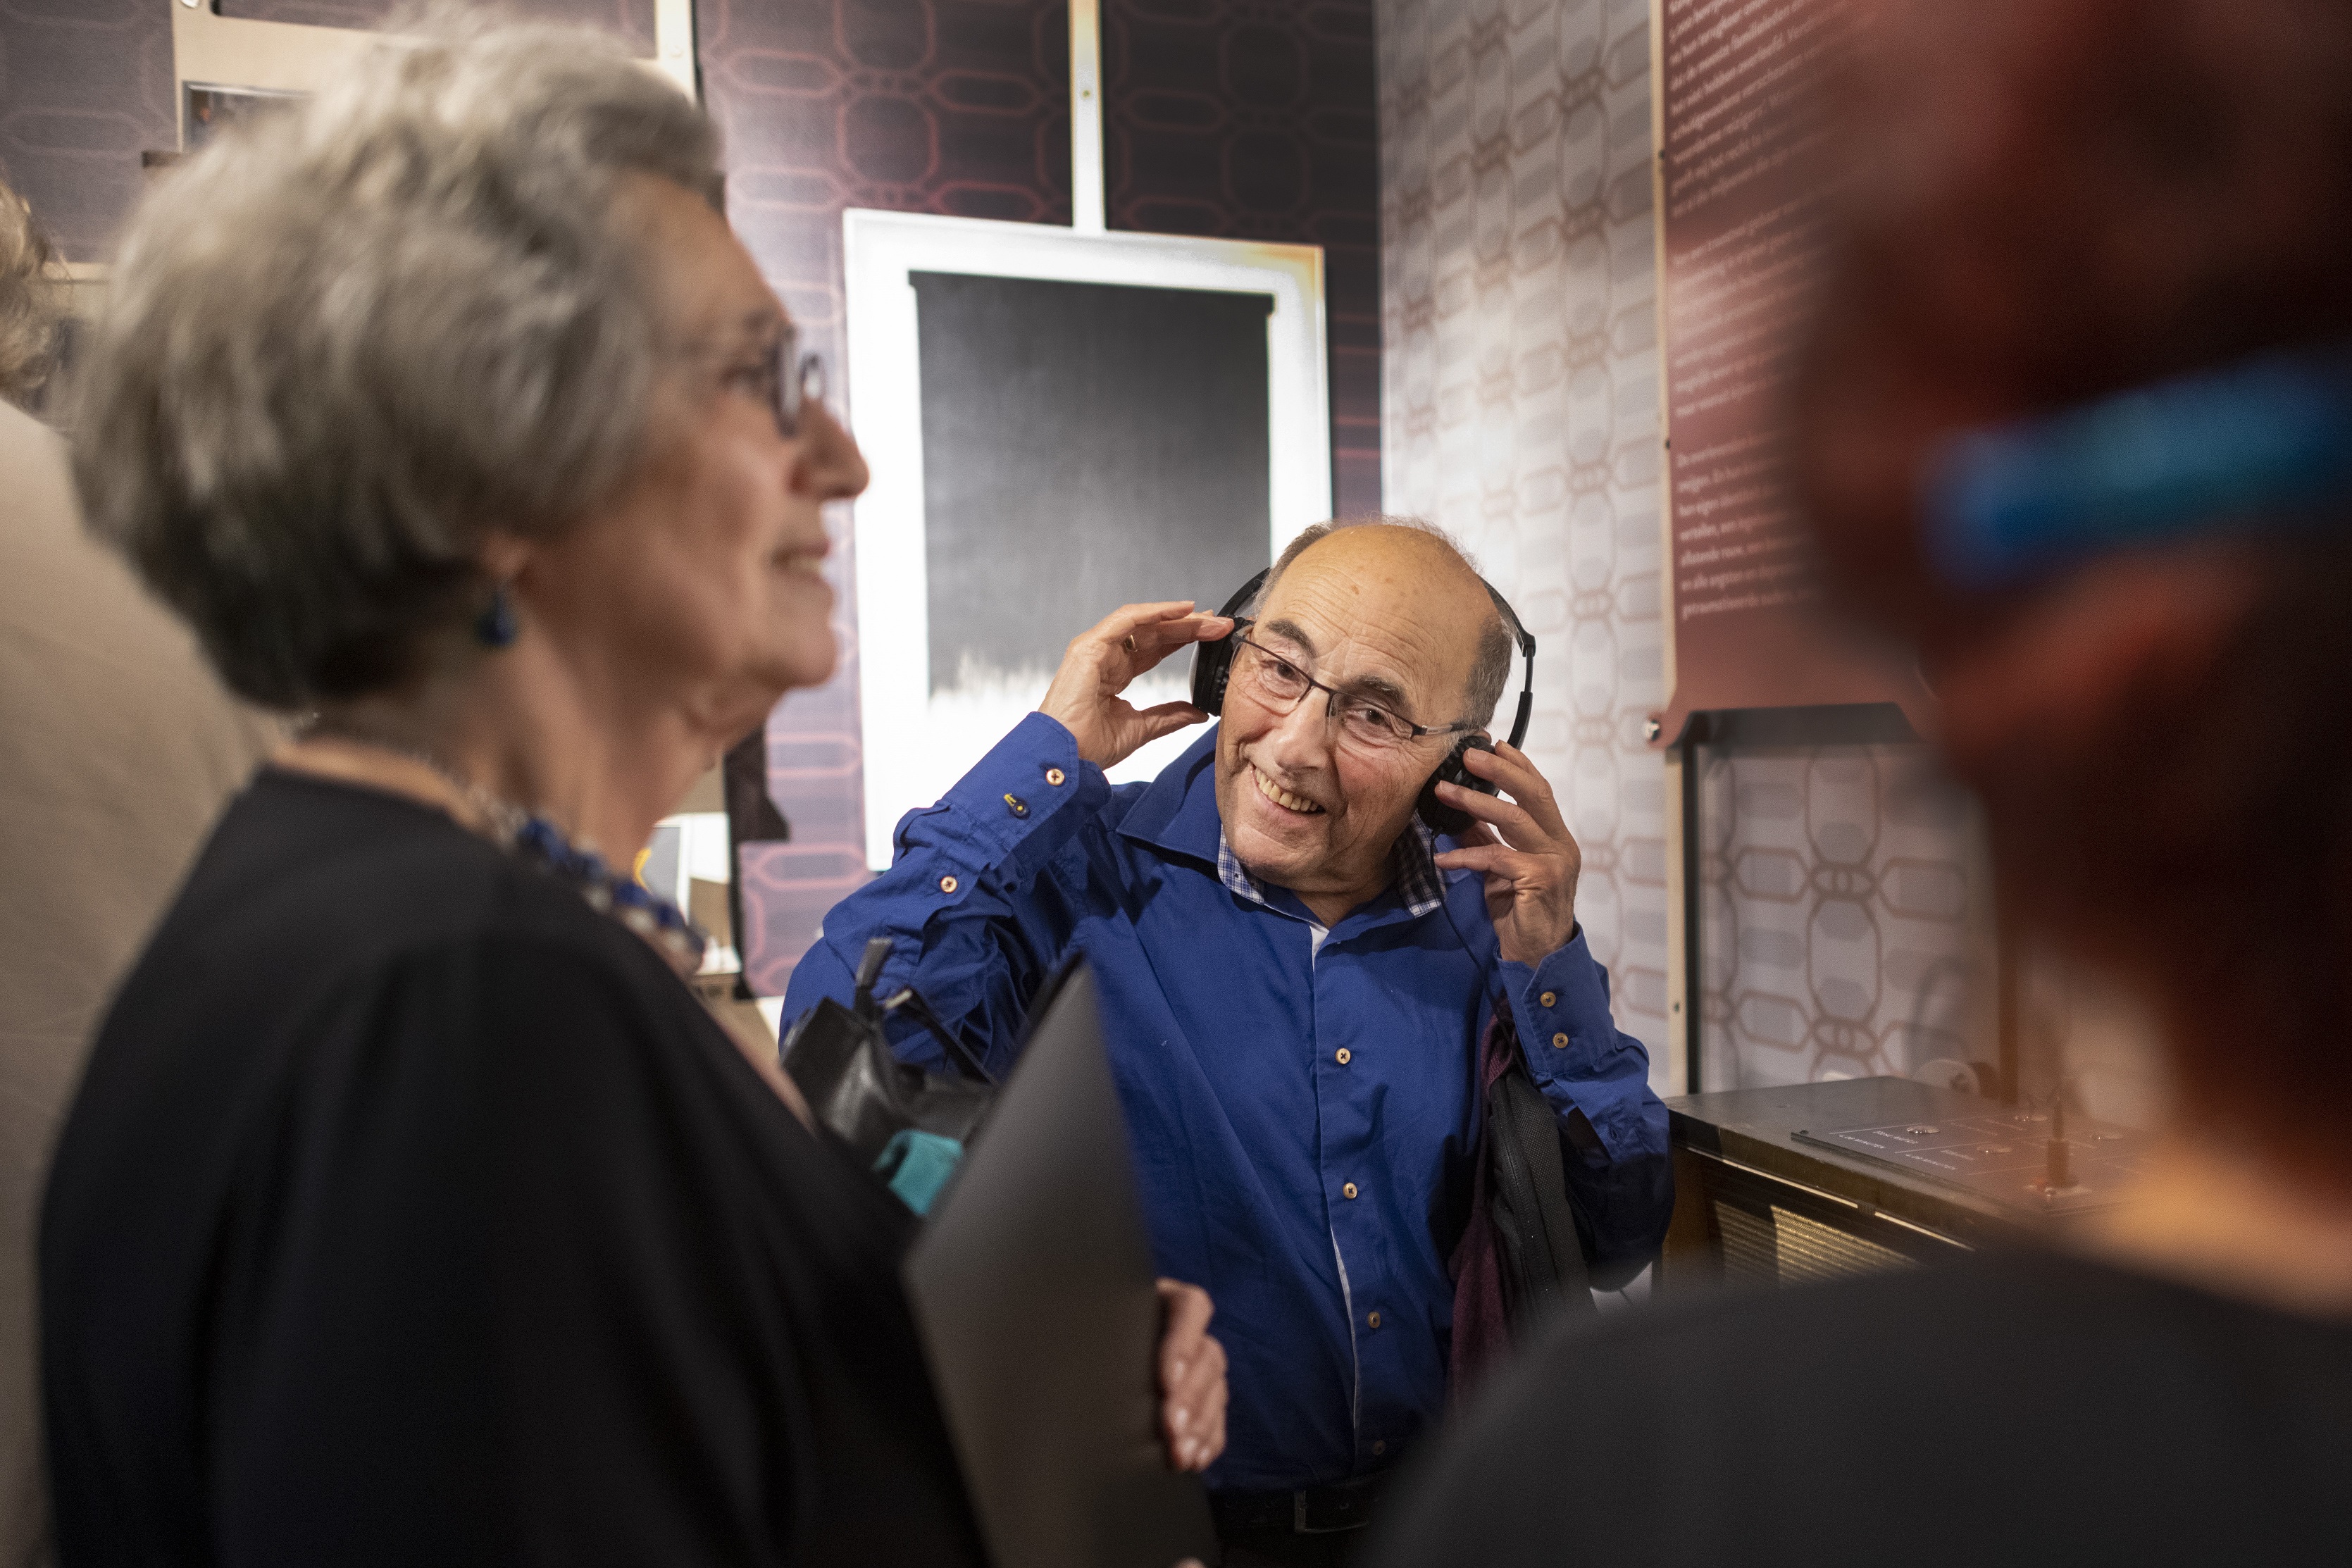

{"left": 1212, "top": 525, "right": 1493, "bottom": 912}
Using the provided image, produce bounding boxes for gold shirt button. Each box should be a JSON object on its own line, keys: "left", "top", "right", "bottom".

{"left": 1367, "top": 1310, "right": 1381, "bottom": 1329}
{"left": 1539, "top": 990, "right": 1557, "bottom": 1007}
{"left": 939, "top": 875, "right": 959, "bottom": 894}
{"left": 1045, "top": 766, "right": 1067, "bottom": 786}
{"left": 1373, "top": 1440, "right": 1386, "bottom": 1457}
{"left": 1335, "top": 1047, "right": 1351, "bottom": 1065}
{"left": 1552, "top": 1032, "right": 1569, "bottom": 1049}
{"left": 1342, "top": 1182, "right": 1359, "bottom": 1200}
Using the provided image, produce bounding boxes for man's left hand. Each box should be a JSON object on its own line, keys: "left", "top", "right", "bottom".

{"left": 1430, "top": 742, "right": 1583, "bottom": 966}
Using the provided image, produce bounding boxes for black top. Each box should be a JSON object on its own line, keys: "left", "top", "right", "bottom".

{"left": 42, "top": 770, "right": 985, "bottom": 1568}
{"left": 1369, "top": 1247, "right": 2352, "bottom": 1567}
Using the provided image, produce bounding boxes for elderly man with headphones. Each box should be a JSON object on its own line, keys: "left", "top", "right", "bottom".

{"left": 785, "top": 516, "right": 1669, "bottom": 1567}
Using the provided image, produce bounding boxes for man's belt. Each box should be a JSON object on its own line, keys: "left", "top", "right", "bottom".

{"left": 1209, "top": 1471, "right": 1390, "bottom": 1536}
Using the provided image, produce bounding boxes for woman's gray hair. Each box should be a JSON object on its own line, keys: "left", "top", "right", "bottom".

{"left": 70, "top": 10, "right": 721, "bottom": 709}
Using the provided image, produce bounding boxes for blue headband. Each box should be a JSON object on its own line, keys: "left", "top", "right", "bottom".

{"left": 1925, "top": 342, "right": 2352, "bottom": 588}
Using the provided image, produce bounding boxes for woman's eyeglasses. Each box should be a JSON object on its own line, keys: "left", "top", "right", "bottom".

{"left": 766, "top": 325, "right": 826, "bottom": 438}
{"left": 706, "top": 325, "right": 826, "bottom": 439}
{"left": 1228, "top": 634, "right": 1479, "bottom": 754}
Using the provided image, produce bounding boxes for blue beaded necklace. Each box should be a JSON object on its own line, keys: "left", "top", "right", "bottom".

{"left": 309, "top": 726, "right": 710, "bottom": 977}
{"left": 506, "top": 814, "right": 710, "bottom": 977}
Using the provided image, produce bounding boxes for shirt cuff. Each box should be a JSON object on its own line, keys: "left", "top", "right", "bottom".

{"left": 1500, "top": 931, "right": 1654, "bottom": 1164}
{"left": 895, "top": 711, "right": 1109, "bottom": 881}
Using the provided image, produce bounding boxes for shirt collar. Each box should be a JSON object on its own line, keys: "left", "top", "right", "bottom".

{"left": 1391, "top": 818, "right": 1448, "bottom": 917}
{"left": 1120, "top": 723, "right": 1450, "bottom": 921}
{"left": 1213, "top": 825, "right": 1445, "bottom": 920}
{"left": 1210, "top": 814, "right": 1447, "bottom": 923}
{"left": 1114, "top": 722, "right": 1230, "bottom": 868}
{"left": 1215, "top": 832, "right": 1266, "bottom": 904}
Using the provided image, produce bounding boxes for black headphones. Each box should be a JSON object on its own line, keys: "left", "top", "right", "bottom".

{"left": 1188, "top": 566, "right": 1537, "bottom": 838}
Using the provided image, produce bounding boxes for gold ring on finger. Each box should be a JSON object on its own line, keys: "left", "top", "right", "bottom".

{"left": 1121, "top": 634, "right": 1138, "bottom": 654}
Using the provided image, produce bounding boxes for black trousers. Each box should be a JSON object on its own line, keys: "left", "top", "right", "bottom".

{"left": 1217, "top": 1526, "right": 1368, "bottom": 1568}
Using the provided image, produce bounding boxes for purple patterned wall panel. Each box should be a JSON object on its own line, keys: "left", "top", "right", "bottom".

{"left": 0, "top": 1, "right": 651, "bottom": 265}
{"left": 0, "top": 0, "right": 174, "bottom": 263}
{"left": 697, "top": 0, "right": 1074, "bottom": 992}
{"left": 699, "top": 0, "right": 1070, "bottom": 359}
{"left": 1102, "top": 0, "right": 1381, "bottom": 518}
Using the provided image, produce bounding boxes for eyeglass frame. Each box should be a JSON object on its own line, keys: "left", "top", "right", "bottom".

{"left": 1225, "top": 628, "right": 1485, "bottom": 749}
{"left": 690, "top": 323, "right": 827, "bottom": 439}
{"left": 759, "top": 323, "right": 828, "bottom": 438}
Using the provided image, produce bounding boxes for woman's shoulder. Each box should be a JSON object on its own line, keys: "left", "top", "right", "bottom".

{"left": 178, "top": 767, "right": 647, "bottom": 964}
{"left": 80, "top": 771, "right": 856, "bottom": 1240}
{"left": 102, "top": 769, "right": 707, "bottom": 1100}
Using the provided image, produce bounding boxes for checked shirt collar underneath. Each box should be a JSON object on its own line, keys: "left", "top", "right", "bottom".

{"left": 1216, "top": 818, "right": 1447, "bottom": 921}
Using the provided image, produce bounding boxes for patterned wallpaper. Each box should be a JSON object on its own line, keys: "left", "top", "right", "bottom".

{"left": 695, "top": 0, "right": 1075, "bottom": 992}
{"left": 0, "top": 2, "right": 652, "bottom": 266}
{"left": 1376, "top": 0, "right": 1673, "bottom": 1078}
{"left": 1102, "top": 0, "right": 1381, "bottom": 516}
{"left": 0, "top": 0, "right": 173, "bottom": 264}
{"left": 1693, "top": 743, "right": 1984, "bottom": 1090}
{"left": 1376, "top": 0, "right": 1983, "bottom": 1094}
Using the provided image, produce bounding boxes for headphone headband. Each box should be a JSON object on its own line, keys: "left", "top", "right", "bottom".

{"left": 1479, "top": 583, "right": 1536, "bottom": 752}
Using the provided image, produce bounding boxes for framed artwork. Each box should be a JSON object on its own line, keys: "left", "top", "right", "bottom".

{"left": 843, "top": 208, "right": 1329, "bottom": 870}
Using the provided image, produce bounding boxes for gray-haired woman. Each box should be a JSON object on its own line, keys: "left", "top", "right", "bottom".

{"left": 40, "top": 16, "right": 1224, "bottom": 1566}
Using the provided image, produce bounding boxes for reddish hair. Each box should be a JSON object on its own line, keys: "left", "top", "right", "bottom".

{"left": 1794, "top": 0, "right": 2352, "bottom": 1188}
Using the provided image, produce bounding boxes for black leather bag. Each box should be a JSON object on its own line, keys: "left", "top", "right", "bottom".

{"left": 779, "top": 938, "right": 995, "bottom": 1163}
{"left": 1450, "top": 1009, "right": 1600, "bottom": 1394}
{"left": 1482, "top": 1053, "right": 1596, "bottom": 1326}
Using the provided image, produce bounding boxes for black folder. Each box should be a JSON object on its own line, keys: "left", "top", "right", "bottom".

{"left": 902, "top": 960, "right": 1219, "bottom": 1568}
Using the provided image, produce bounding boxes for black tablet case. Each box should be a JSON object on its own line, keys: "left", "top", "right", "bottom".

{"left": 903, "top": 961, "right": 1219, "bottom": 1568}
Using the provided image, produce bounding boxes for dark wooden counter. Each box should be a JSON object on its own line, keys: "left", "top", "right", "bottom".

{"left": 1660, "top": 1078, "right": 2060, "bottom": 1290}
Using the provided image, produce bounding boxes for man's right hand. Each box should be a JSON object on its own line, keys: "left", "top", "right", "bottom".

{"left": 1036, "top": 601, "right": 1232, "bottom": 768}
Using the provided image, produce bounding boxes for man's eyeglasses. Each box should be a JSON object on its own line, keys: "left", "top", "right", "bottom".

{"left": 1228, "top": 634, "right": 1481, "bottom": 753}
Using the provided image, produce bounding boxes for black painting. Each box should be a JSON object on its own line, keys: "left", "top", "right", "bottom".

{"left": 911, "top": 273, "right": 1274, "bottom": 695}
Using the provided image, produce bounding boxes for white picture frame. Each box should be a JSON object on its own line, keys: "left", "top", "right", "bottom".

{"left": 842, "top": 208, "right": 1331, "bottom": 871}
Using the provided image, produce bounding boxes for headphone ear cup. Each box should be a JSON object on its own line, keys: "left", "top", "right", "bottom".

{"left": 1189, "top": 618, "right": 1245, "bottom": 714}
{"left": 1418, "top": 734, "right": 1497, "bottom": 838}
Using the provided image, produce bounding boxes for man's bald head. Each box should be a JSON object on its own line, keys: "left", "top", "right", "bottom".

{"left": 1261, "top": 517, "right": 1513, "bottom": 728}
{"left": 1215, "top": 515, "right": 1515, "bottom": 917}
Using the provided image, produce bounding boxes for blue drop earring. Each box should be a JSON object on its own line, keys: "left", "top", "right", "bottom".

{"left": 475, "top": 582, "right": 518, "bottom": 648}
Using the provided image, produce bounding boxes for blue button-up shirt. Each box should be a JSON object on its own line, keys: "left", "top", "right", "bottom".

{"left": 784, "top": 715, "right": 1671, "bottom": 1492}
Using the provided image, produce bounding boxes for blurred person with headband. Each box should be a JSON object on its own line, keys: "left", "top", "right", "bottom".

{"left": 1371, "top": 1, "right": 2352, "bottom": 1563}
{"left": 39, "top": 16, "right": 1223, "bottom": 1566}
{"left": 0, "top": 175, "right": 276, "bottom": 1567}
